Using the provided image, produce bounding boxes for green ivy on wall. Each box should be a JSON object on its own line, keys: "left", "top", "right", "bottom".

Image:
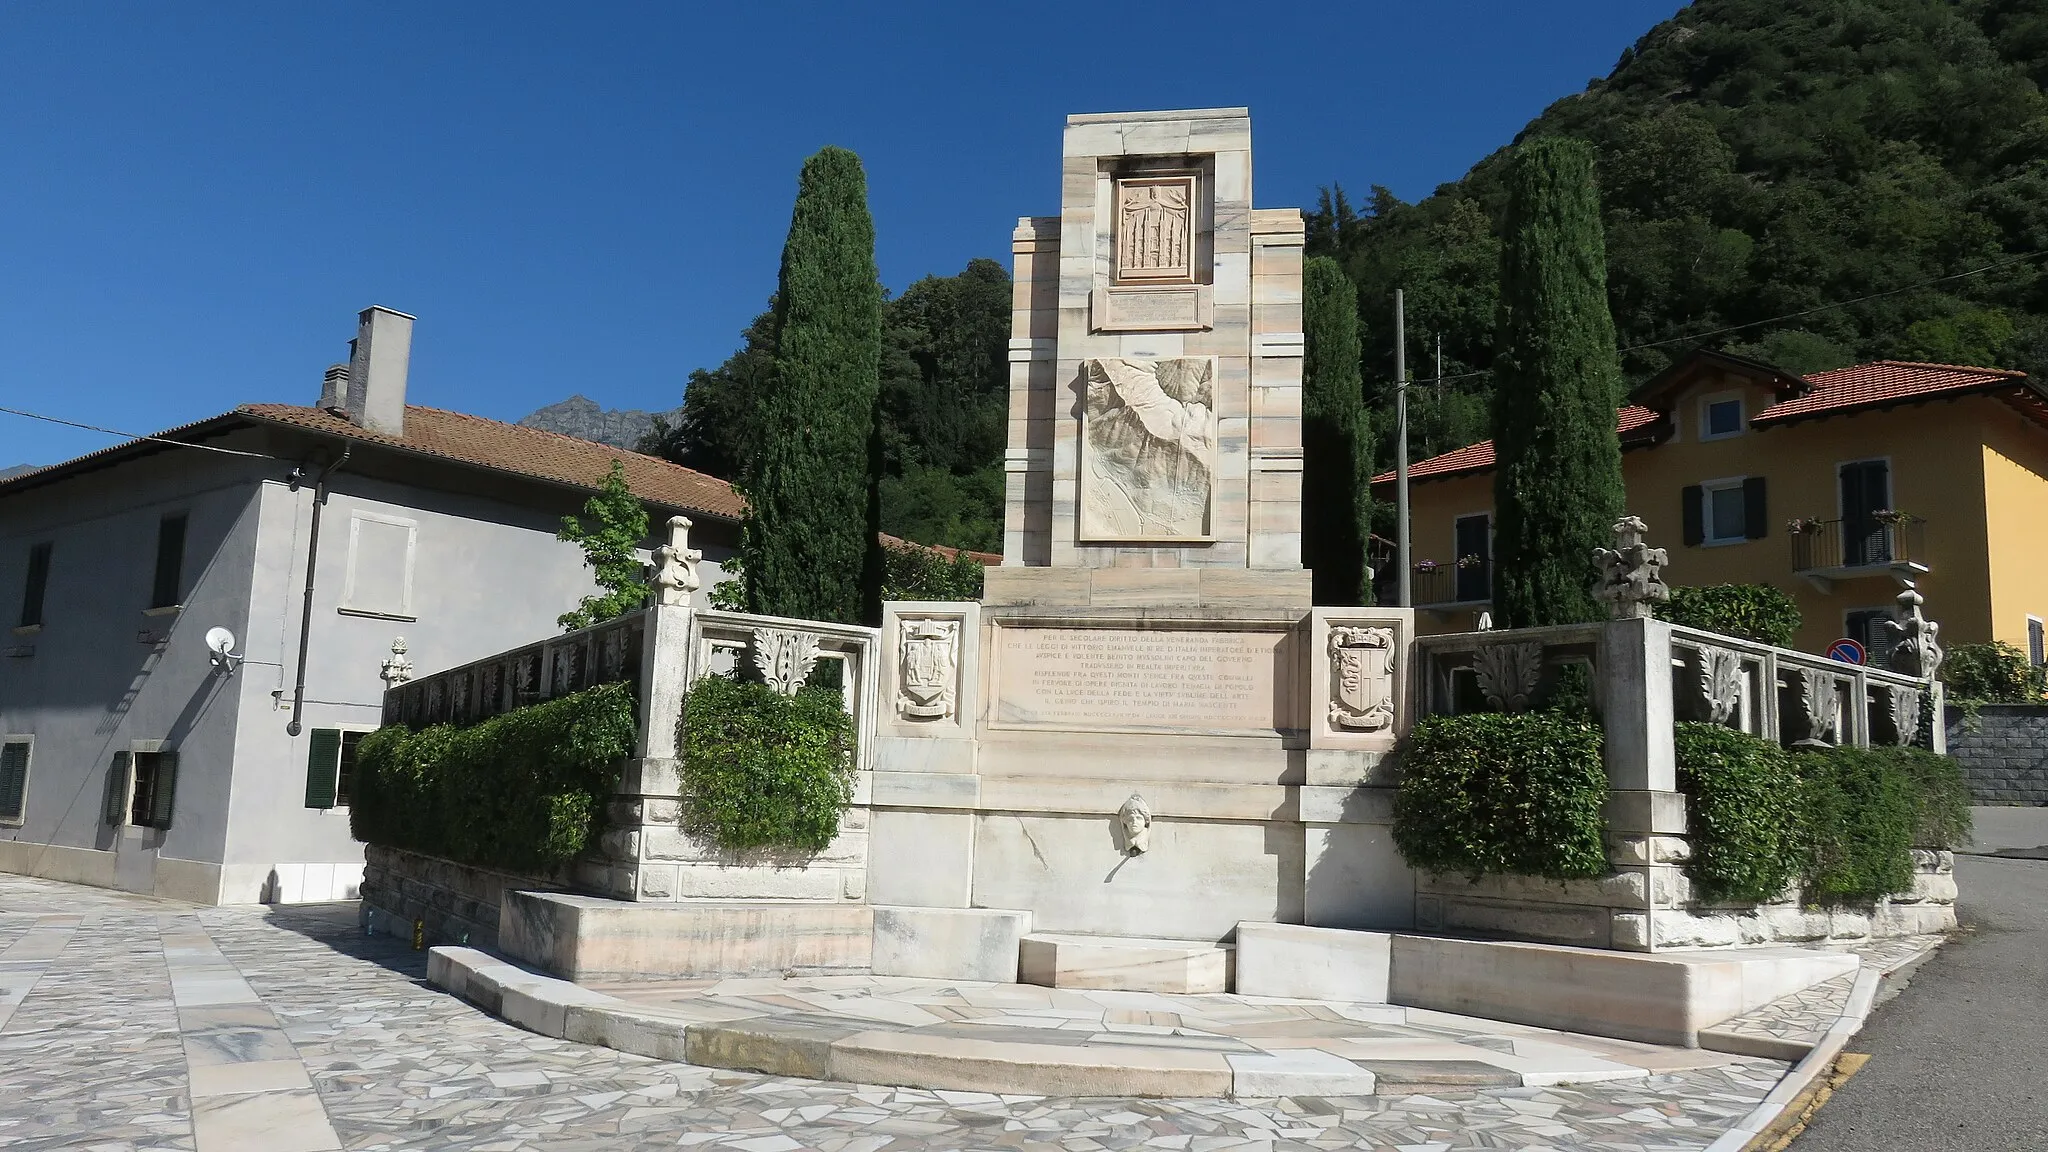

{"left": 680, "top": 673, "right": 856, "bottom": 854}
{"left": 1391, "top": 712, "right": 1609, "bottom": 881}
{"left": 350, "top": 683, "right": 637, "bottom": 875}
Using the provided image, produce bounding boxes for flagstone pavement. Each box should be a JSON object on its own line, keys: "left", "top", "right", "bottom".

{"left": 0, "top": 874, "right": 1799, "bottom": 1152}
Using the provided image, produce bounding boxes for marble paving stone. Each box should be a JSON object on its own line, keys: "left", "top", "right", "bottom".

{"left": 0, "top": 874, "right": 1827, "bottom": 1151}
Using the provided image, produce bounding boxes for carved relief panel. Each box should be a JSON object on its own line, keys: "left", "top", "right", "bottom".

{"left": 1078, "top": 357, "right": 1216, "bottom": 541}
{"left": 1114, "top": 175, "right": 1195, "bottom": 284}
{"left": 896, "top": 618, "right": 960, "bottom": 722}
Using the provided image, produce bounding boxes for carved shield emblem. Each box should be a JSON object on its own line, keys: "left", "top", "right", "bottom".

{"left": 1328, "top": 627, "right": 1396, "bottom": 732}
{"left": 898, "top": 619, "right": 959, "bottom": 721}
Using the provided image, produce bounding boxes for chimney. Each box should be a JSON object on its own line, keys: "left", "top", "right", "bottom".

{"left": 318, "top": 363, "right": 350, "bottom": 413}
{"left": 344, "top": 305, "right": 414, "bottom": 438}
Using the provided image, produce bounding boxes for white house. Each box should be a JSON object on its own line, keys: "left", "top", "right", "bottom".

{"left": 0, "top": 306, "right": 740, "bottom": 904}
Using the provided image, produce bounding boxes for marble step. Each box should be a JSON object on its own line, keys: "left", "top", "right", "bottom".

{"left": 1017, "top": 932, "right": 1233, "bottom": 994}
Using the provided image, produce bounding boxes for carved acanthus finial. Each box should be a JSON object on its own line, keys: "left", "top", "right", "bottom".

{"left": 1884, "top": 583, "right": 1944, "bottom": 680}
{"left": 380, "top": 637, "right": 414, "bottom": 687}
{"left": 1592, "top": 515, "right": 1670, "bottom": 620}
{"left": 751, "top": 628, "right": 821, "bottom": 696}
{"left": 651, "top": 515, "right": 703, "bottom": 606}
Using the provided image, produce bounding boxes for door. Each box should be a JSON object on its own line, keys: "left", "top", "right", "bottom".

{"left": 1454, "top": 514, "right": 1491, "bottom": 603}
{"left": 1839, "top": 460, "right": 1892, "bottom": 566}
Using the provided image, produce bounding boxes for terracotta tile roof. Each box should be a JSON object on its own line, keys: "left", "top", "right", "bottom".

{"left": 1752, "top": 361, "right": 2030, "bottom": 425}
{"left": 1372, "top": 405, "right": 1665, "bottom": 485}
{"left": 238, "top": 404, "right": 744, "bottom": 520}
{"left": 879, "top": 532, "right": 1001, "bottom": 565}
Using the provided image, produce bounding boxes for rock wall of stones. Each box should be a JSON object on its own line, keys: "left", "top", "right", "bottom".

{"left": 358, "top": 844, "right": 570, "bottom": 950}
{"left": 1944, "top": 704, "right": 2048, "bottom": 805}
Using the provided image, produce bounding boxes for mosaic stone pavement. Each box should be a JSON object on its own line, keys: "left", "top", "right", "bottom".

{"left": 1698, "top": 934, "right": 1942, "bottom": 1058}
{"left": 0, "top": 874, "right": 1801, "bottom": 1151}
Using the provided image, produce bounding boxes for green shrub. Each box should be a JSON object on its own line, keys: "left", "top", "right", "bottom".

{"left": 1941, "top": 641, "right": 2045, "bottom": 703}
{"left": 1674, "top": 723, "right": 1805, "bottom": 904}
{"left": 1656, "top": 584, "right": 1802, "bottom": 647}
{"left": 1886, "top": 746, "right": 1974, "bottom": 851}
{"left": 681, "top": 673, "right": 856, "bottom": 853}
{"left": 1794, "top": 745, "right": 1922, "bottom": 903}
{"left": 1392, "top": 712, "right": 1609, "bottom": 880}
{"left": 351, "top": 683, "right": 636, "bottom": 875}
{"left": 881, "top": 539, "right": 985, "bottom": 601}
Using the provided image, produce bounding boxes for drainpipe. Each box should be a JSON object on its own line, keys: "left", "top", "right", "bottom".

{"left": 286, "top": 447, "right": 350, "bottom": 736}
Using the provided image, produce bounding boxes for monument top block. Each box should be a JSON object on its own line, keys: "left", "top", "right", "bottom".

{"left": 996, "top": 108, "right": 1306, "bottom": 607}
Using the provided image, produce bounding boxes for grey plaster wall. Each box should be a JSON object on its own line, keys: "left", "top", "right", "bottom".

{"left": 0, "top": 449, "right": 268, "bottom": 901}
{"left": 3, "top": 423, "right": 741, "bottom": 905}
{"left": 1944, "top": 705, "right": 2048, "bottom": 805}
{"left": 217, "top": 473, "right": 732, "bottom": 903}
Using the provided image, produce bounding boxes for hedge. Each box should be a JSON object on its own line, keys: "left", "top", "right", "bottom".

{"left": 1941, "top": 640, "right": 2046, "bottom": 704}
{"left": 1672, "top": 726, "right": 1972, "bottom": 906}
{"left": 1656, "top": 583, "right": 1802, "bottom": 647}
{"left": 1674, "top": 722, "right": 1807, "bottom": 904}
{"left": 1391, "top": 712, "right": 1609, "bottom": 880}
{"left": 351, "top": 682, "right": 636, "bottom": 875}
{"left": 680, "top": 673, "right": 856, "bottom": 854}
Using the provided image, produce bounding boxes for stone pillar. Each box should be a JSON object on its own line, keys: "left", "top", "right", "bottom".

{"left": 1598, "top": 616, "right": 1689, "bottom": 951}
{"left": 867, "top": 601, "right": 982, "bottom": 909}
{"left": 1598, "top": 616, "right": 1676, "bottom": 792}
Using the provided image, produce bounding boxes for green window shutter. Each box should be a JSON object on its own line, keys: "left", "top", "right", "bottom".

{"left": 103, "top": 752, "right": 131, "bottom": 826}
{"left": 0, "top": 742, "right": 29, "bottom": 821}
{"left": 149, "top": 750, "right": 178, "bottom": 829}
{"left": 305, "top": 729, "right": 340, "bottom": 809}
{"left": 1743, "top": 477, "right": 1769, "bottom": 540}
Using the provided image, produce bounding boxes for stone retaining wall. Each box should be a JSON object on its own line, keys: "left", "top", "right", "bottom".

{"left": 1944, "top": 704, "right": 2048, "bottom": 805}
{"left": 358, "top": 844, "right": 570, "bottom": 950}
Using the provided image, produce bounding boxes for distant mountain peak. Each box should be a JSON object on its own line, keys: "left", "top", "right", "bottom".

{"left": 517, "top": 397, "right": 682, "bottom": 452}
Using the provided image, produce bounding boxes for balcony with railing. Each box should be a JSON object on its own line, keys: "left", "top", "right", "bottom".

{"left": 1789, "top": 512, "right": 1928, "bottom": 588}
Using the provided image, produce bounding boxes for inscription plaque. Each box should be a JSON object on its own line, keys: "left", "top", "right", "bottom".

{"left": 1092, "top": 286, "right": 1210, "bottom": 333}
{"left": 993, "top": 626, "right": 1281, "bottom": 732}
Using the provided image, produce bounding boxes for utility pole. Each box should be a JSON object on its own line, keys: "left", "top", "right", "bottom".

{"left": 1395, "top": 289, "right": 1411, "bottom": 608}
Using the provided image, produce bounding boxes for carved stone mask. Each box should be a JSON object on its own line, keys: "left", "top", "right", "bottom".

{"left": 1117, "top": 794, "right": 1153, "bottom": 857}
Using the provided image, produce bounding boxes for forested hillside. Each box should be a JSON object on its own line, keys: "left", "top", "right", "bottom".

{"left": 1312, "top": 0, "right": 2048, "bottom": 469}
{"left": 643, "top": 258, "right": 1010, "bottom": 551}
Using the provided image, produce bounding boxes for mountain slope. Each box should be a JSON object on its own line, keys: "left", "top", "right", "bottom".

{"left": 516, "top": 396, "right": 682, "bottom": 452}
{"left": 1313, "top": 0, "right": 2048, "bottom": 468}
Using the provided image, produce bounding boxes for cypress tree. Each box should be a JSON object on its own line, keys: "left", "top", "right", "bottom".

{"left": 742, "top": 147, "right": 885, "bottom": 625}
{"left": 1301, "top": 256, "right": 1373, "bottom": 605}
{"left": 1489, "top": 137, "right": 1627, "bottom": 628}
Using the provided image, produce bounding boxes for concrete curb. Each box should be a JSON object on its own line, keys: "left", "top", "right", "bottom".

{"left": 1699, "top": 939, "right": 1941, "bottom": 1152}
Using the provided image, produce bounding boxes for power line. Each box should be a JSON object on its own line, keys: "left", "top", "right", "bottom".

{"left": 1409, "top": 247, "right": 2048, "bottom": 387}
{"left": 0, "top": 405, "right": 279, "bottom": 462}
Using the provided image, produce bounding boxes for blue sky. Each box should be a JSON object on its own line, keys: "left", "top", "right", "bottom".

{"left": 0, "top": 1, "right": 1686, "bottom": 468}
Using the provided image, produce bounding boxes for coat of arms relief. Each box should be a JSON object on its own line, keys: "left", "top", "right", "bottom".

{"left": 1327, "top": 627, "right": 1397, "bottom": 732}
{"left": 897, "top": 618, "right": 960, "bottom": 722}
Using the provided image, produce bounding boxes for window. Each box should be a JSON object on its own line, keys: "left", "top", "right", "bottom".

{"left": 2030, "top": 617, "right": 2045, "bottom": 668}
{"left": 1453, "top": 514, "right": 1492, "bottom": 603}
{"left": 19, "top": 542, "right": 50, "bottom": 628}
{"left": 340, "top": 512, "right": 417, "bottom": 619}
{"left": 150, "top": 515, "right": 188, "bottom": 609}
{"left": 0, "top": 739, "right": 31, "bottom": 825}
{"left": 103, "top": 747, "right": 177, "bottom": 830}
{"left": 305, "top": 728, "right": 367, "bottom": 809}
{"left": 1683, "top": 477, "right": 1768, "bottom": 546}
{"left": 1845, "top": 608, "right": 1898, "bottom": 670}
{"left": 1700, "top": 395, "right": 1745, "bottom": 441}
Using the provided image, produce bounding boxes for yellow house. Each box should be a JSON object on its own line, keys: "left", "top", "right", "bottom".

{"left": 1374, "top": 349, "right": 2048, "bottom": 665}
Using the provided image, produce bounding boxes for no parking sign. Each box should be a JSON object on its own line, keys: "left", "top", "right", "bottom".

{"left": 1826, "top": 638, "right": 1867, "bottom": 665}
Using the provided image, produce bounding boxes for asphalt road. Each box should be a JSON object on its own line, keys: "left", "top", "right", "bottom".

{"left": 1793, "top": 807, "right": 2048, "bottom": 1151}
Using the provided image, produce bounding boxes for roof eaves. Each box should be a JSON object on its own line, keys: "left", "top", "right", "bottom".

{"left": 0, "top": 410, "right": 258, "bottom": 497}
{"left": 235, "top": 408, "right": 742, "bottom": 523}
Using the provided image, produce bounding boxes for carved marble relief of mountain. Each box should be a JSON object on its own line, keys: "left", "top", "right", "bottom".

{"left": 1080, "top": 357, "right": 1215, "bottom": 539}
